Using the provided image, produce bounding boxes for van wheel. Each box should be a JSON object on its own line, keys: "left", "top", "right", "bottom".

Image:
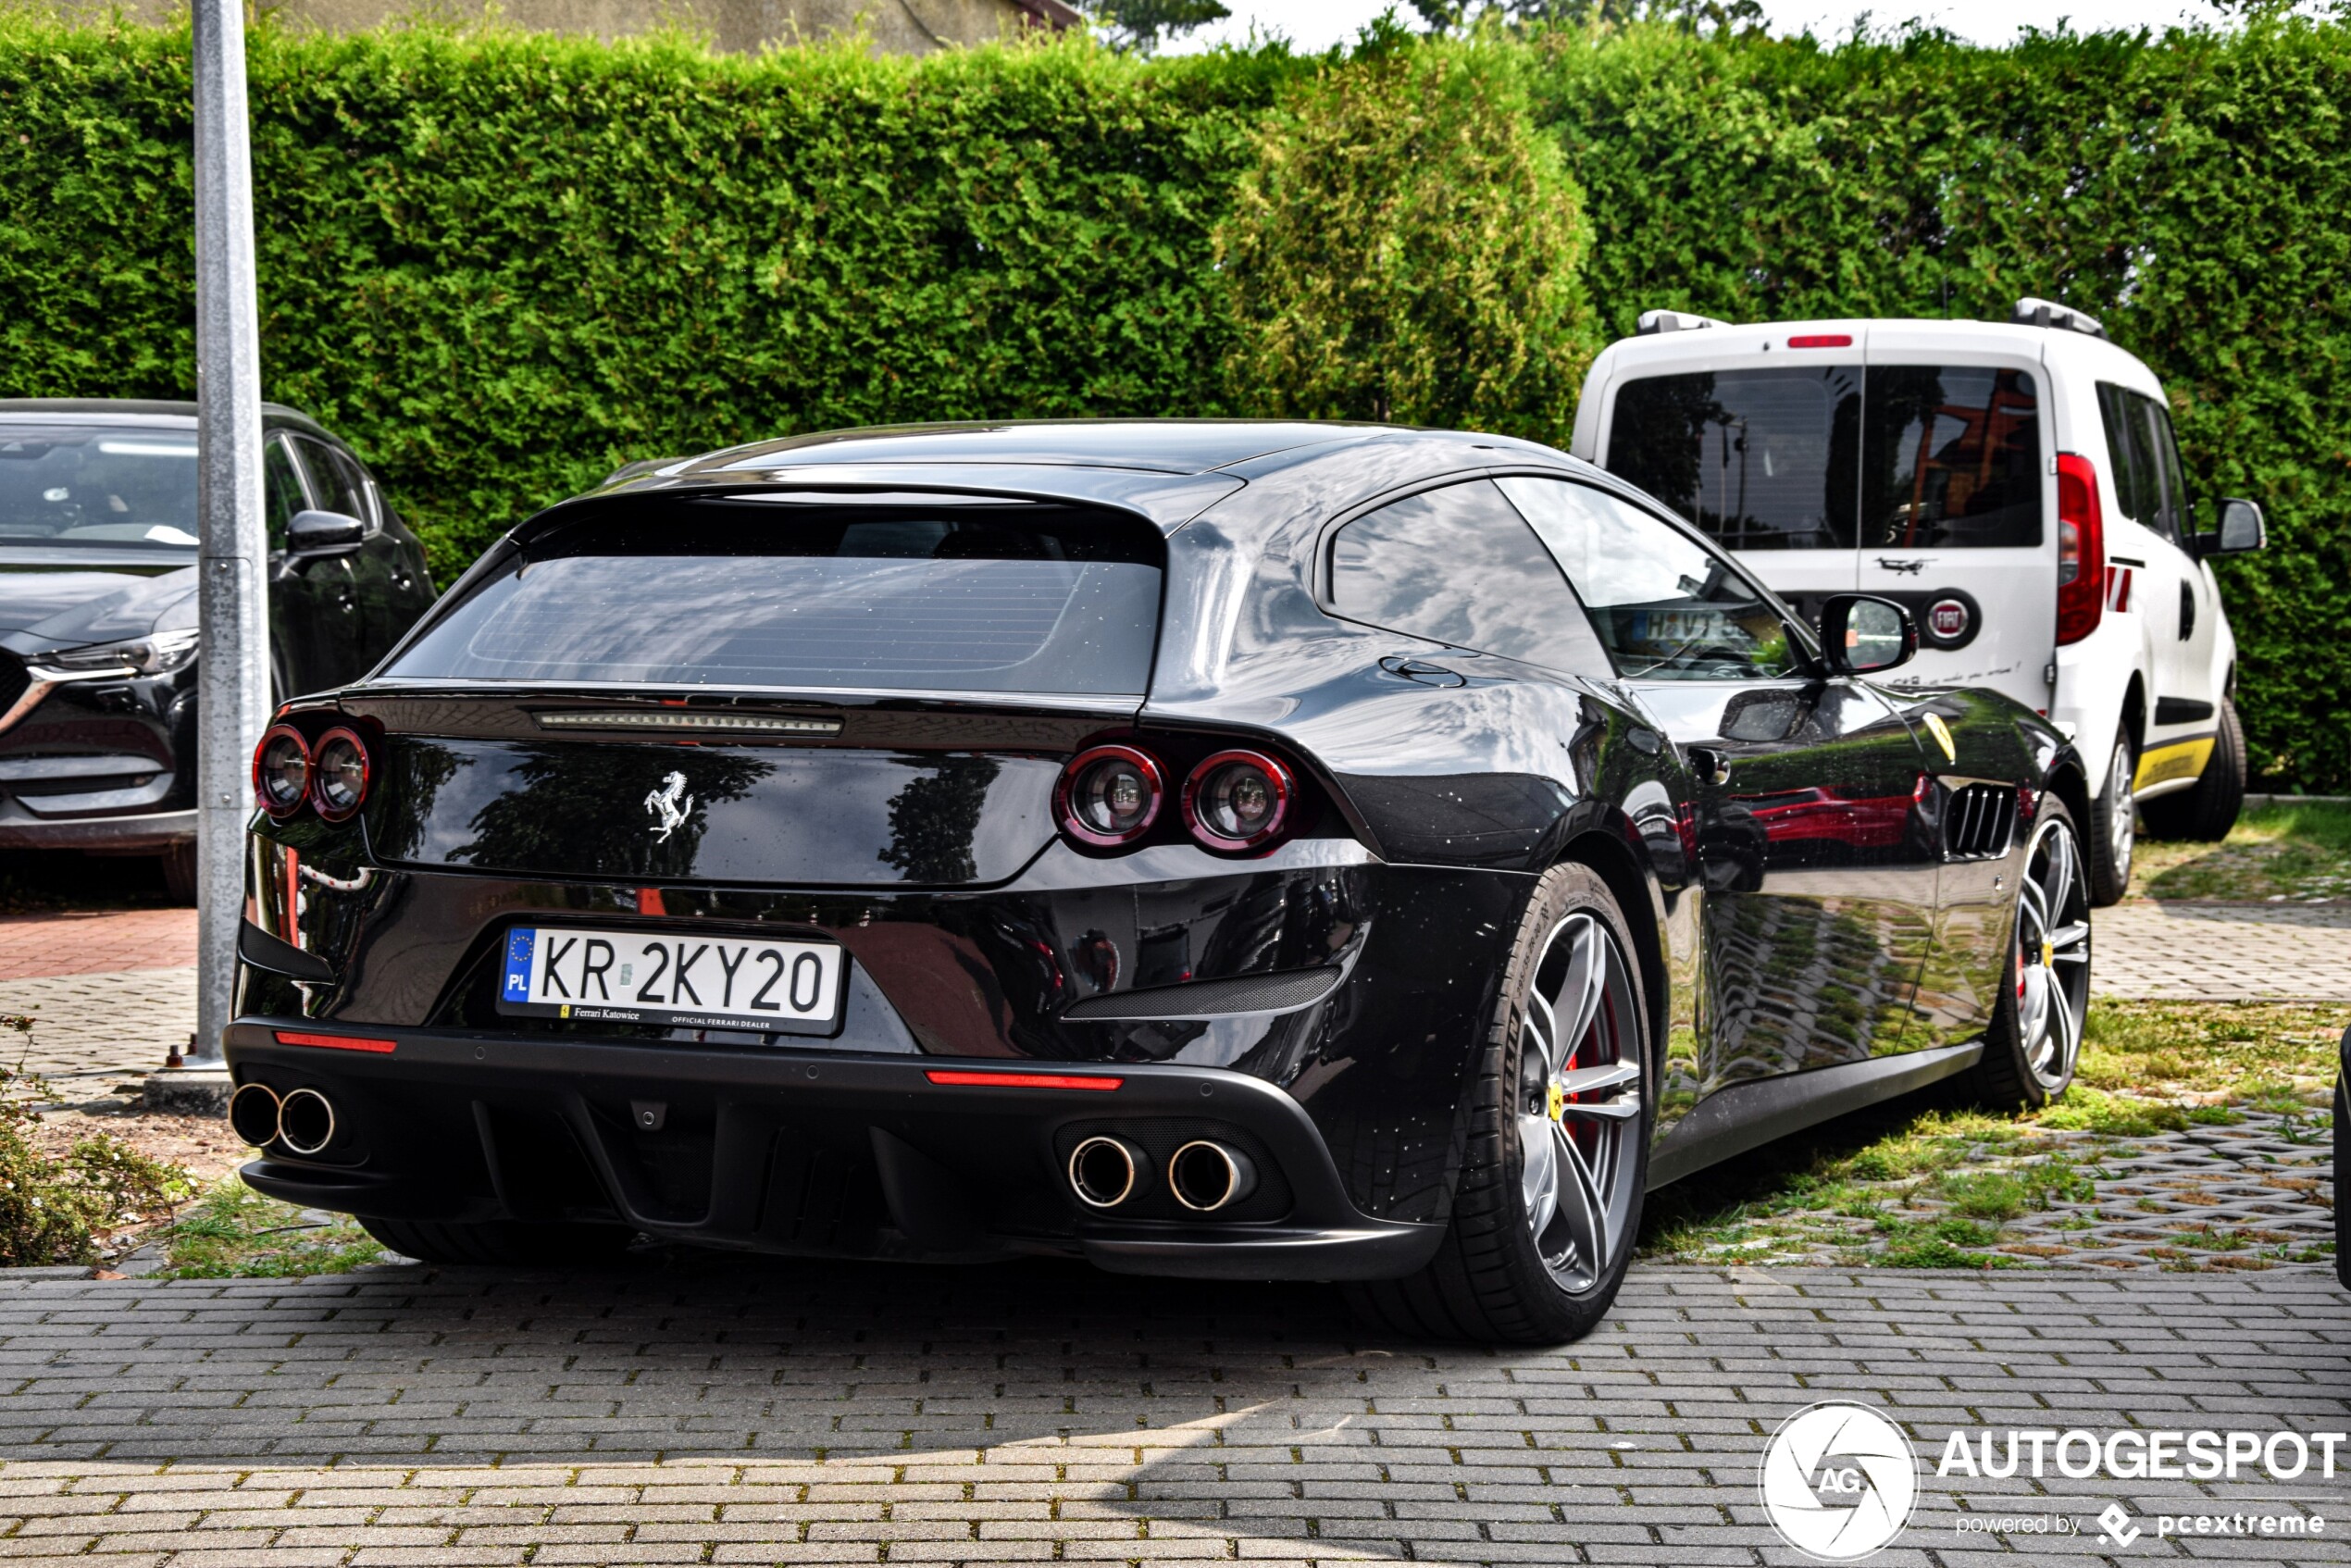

{"left": 2139, "top": 694, "right": 2246, "bottom": 843}
{"left": 2084, "top": 736, "right": 2134, "bottom": 907}
{"left": 356, "top": 1216, "right": 637, "bottom": 1267}
{"left": 1345, "top": 863, "right": 1650, "bottom": 1345}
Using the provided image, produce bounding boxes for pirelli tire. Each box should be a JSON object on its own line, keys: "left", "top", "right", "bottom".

{"left": 356, "top": 1216, "right": 638, "bottom": 1267}
{"left": 2139, "top": 693, "right": 2247, "bottom": 843}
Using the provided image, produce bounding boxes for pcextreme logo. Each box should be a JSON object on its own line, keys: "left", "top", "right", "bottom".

{"left": 1758, "top": 1401, "right": 1922, "bottom": 1561}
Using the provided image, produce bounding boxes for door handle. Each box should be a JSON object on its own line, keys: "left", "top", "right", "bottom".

{"left": 1686, "top": 746, "right": 1733, "bottom": 786}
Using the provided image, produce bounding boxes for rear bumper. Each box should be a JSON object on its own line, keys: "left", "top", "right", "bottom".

{"left": 223, "top": 1019, "right": 1444, "bottom": 1281}
{"left": 0, "top": 805, "right": 194, "bottom": 852}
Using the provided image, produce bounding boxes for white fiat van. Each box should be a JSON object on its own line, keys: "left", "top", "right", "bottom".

{"left": 1571, "top": 298, "right": 2268, "bottom": 904}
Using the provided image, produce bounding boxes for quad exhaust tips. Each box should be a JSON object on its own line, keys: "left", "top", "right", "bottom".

{"left": 229, "top": 1082, "right": 337, "bottom": 1156}
{"left": 1067, "top": 1136, "right": 1143, "bottom": 1209}
{"left": 1168, "top": 1140, "right": 1258, "bottom": 1213}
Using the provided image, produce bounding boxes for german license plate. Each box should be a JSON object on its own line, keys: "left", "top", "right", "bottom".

{"left": 496, "top": 925, "right": 845, "bottom": 1036}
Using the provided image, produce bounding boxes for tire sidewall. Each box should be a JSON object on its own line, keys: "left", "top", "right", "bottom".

{"left": 1482, "top": 863, "right": 1655, "bottom": 1336}
{"left": 1983, "top": 796, "right": 2086, "bottom": 1111}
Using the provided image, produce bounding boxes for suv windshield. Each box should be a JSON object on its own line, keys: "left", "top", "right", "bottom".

{"left": 387, "top": 498, "right": 1165, "bottom": 697}
{"left": 0, "top": 426, "right": 201, "bottom": 549}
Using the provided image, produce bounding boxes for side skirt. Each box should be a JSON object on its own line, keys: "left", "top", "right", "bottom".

{"left": 1645, "top": 1041, "right": 1985, "bottom": 1190}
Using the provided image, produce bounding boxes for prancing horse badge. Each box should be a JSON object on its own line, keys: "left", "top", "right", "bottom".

{"left": 644, "top": 770, "right": 693, "bottom": 841}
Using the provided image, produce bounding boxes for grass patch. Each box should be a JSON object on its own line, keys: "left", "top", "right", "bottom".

{"left": 0, "top": 1017, "right": 191, "bottom": 1264}
{"left": 155, "top": 1180, "right": 385, "bottom": 1279}
{"left": 1639, "top": 1000, "right": 2345, "bottom": 1266}
{"left": 2132, "top": 801, "right": 2351, "bottom": 902}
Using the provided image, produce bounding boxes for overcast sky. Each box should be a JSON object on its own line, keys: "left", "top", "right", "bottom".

{"left": 1161, "top": 2, "right": 2260, "bottom": 53}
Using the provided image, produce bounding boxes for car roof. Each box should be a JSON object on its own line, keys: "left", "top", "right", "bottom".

{"left": 566, "top": 419, "right": 1559, "bottom": 536}
{"left": 0, "top": 398, "right": 339, "bottom": 441}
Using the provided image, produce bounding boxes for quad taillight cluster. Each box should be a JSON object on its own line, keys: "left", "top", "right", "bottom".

{"left": 254, "top": 722, "right": 373, "bottom": 823}
{"left": 1054, "top": 743, "right": 1296, "bottom": 854}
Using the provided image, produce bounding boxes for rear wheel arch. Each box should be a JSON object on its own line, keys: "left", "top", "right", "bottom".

{"left": 2045, "top": 757, "right": 2093, "bottom": 846}
{"left": 2117, "top": 676, "right": 2146, "bottom": 765}
{"left": 1546, "top": 826, "right": 1670, "bottom": 1064}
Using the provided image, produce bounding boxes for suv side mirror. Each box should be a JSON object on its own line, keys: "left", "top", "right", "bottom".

{"left": 2210, "top": 498, "right": 2266, "bottom": 554}
{"left": 1820, "top": 593, "right": 1917, "bottom": 677}
{"left": 287, "top": 508, "right": 365, "bottom": 557}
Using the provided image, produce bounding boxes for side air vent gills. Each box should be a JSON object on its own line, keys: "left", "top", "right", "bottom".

{"left": 1946, "top": 783, "right": 2019, "bottom": 860}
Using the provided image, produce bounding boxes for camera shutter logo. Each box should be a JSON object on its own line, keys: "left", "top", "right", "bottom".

{"left": 1759, "top": 1401, "right": 1921, "bottom": 1561}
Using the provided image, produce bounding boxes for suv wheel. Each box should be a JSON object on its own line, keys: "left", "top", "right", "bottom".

{"left": 2084, "top": 735, "right": 2135, "bottom": 906}
{"left": 2139, "top": 693, "right": 2247, "bottom": 843}
{"left": 1968, "top": 800, "right": 2091, "bottom": 1110}
{"left": 1346, "top": 863, "right": 1650, "bottom": 1345}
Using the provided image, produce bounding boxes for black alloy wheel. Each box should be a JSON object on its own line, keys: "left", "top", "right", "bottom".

{"left": 1968, "top": 798, "right": 2092, "bottom": 1110}
{"left": 1348, "top": 862, "right": 1651, "bottom": 1344}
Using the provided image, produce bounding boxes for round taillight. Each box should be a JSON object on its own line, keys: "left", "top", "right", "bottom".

{"left": 310, "top": 728, "right": 370, "bottom": 822}
{"left": 1183, "top": 750, "right": 1293, "bottom": 852}
{"left": 1056, "top": 744, "right": 1163, "bottom": 848}
{"left": 254, "top": 725, "right": 311, "bottom": 818}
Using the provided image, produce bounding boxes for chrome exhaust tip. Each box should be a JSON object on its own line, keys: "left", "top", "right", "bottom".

{"left": 1169, "top": 1140, "right": 1258, "bottom": 1213}
{"left": 275, "top": 1087, "right": 337, "bottom": 1156}
{"left": 1067, "top": 1136, "right": 1143, "bottom": 1209}
{"left": 227, "top": 1082, "right": 282, "bottom": 1149}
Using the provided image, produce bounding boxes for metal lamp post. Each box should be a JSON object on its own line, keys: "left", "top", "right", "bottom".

{"left": 188, "top": 0, "right": 268, "bottom": 1068}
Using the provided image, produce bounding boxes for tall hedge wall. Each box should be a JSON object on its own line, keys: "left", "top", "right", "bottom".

{"left": 3, "top": 14, "right": 2346, "bottom": 789}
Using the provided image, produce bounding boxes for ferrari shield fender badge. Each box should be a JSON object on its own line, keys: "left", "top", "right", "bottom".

{"left": 1921, "top": 712, "right": 1958, "bottom": 765}
{"left": 644, "top": 770, "right": 694, "bottom": 841}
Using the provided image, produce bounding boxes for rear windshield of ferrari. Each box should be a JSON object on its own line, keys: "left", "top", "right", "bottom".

{"left": 385, "top": 497, "right": 1165, "bottom": 696}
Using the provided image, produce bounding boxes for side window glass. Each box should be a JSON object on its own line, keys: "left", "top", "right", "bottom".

{"left": 2147, "top": 401, "right": 2195, "bottom": 541}
{"left": 2096, "top": 383, "right": 2147, "bottom": 524}
{"left": 1496, "top": 476, "right": 1804, "bottom": 682}
{"left": 262, "top": 440, "right": 305, "bottom": 551}
{"left": 292, "top": 437, "right": 368, "bottom": 524}
{"left": 1861, "top": 366, "right": 2043, "bottom": 548}
{"left": 1327, "top": 479, "right": 1601, "bottom": 670}
{"left": 1605, "top": 367, "right": 1859, "bottom": 550}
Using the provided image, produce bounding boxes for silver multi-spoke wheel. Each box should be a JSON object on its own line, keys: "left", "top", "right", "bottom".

{"left": 2013, "top": 812, "right": 2092, "bottom": 1092}
{"left": 2105, "top": 740, "right": 2135, "bottom": 879}
{"left": 1516, "top": 912, "right": 1643, "bottom": 1295}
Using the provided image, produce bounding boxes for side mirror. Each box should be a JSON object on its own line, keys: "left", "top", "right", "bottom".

{"left": 1820, "top": 593, "right": 1917, "bottom": 677}
{"left": 286, "top": 508, "right": 365, "bottom": 557}
{"left": 2212, "top": 498, "right": 2266, "bottom": 554}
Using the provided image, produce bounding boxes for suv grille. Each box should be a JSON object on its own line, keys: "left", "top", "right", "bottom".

{"left": 1946, "top": 783, "right": 2018, "bottom": 859}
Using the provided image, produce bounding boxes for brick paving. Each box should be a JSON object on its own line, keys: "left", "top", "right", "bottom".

{"left": 0, "top": 1260, "right": 2342, "bottom": 1563}
{"left": 0, "top": 969, "right": 193, "bottom": 1093}
{"left": 0, "top": 912, "right": 193, "bottom": 984}
{"left": 2094, "top": 901, "right": 2351, "bottom": 1002}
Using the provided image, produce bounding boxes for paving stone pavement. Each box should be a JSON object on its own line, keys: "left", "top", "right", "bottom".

{"left": 1684, "top": 1106, "right": 2337, "bottom": 1271}
{"left": 0, "top": 912, "right": 194, "bottom": 984}
{"left": 0, "top": 1259, "right": 2344, "bottom": 1564}
{"left": 2094, "top": 901, "right": 2351, "bottom": 1001}
{"left": 0, "top": 969, "right": 193, "bottom": 1093}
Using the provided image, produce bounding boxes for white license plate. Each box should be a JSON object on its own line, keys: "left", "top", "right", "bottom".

{"left": 496, "top": 925, "right": 845, "bottom": 1036}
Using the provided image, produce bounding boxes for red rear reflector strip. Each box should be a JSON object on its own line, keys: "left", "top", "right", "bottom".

{"left": 1787, "top": 333, "right": 1853, "bottom": 348}
{"left": 274, "top": 1030, "right": 397, "bottom": 1054}
{"left": 924, "top": 1070, "right": 1122, "bottom": 1091}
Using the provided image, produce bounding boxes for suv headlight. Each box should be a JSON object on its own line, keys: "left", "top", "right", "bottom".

{"left": 38, "top": 628, "right": 200, "bottom": 676}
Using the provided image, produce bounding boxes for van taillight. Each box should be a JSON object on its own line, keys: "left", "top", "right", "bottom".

{"left": 2055, "top": 452, "right": 2105, "bottom": 646}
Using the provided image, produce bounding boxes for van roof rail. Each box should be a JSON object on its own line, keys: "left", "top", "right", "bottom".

{"left": 2011, "top": 296, "right": 2107, "bottom": 339}
{"left": 1636, "top": 308, "right": 1733, "bottom": 336}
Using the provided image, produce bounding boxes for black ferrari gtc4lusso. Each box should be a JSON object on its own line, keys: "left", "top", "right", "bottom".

{"left": 228, "top": 420, "right": 2093, "bottom": 1343}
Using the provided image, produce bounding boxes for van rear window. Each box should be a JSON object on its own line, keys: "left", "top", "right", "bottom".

{"left": 385, "top": 498, "right": 1163, "bottom": 696}
{"left": 1606, "top": 368, "right": 1859, "bottom": 550}
{"left": 1606, "top": 364, "right": 2044, "bottom": 552}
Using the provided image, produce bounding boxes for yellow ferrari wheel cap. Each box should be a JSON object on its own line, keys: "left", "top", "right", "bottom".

{"left": 1547, "top": 1080, "right": 1565, "bottom": 1122}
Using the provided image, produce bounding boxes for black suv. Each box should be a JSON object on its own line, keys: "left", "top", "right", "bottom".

{"left": 0, "top": 400, "right": 436, "bottom": 897}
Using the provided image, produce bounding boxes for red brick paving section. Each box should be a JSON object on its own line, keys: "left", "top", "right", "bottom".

{"left": 0, "top": 909, "right": 196, "bottom": 981}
